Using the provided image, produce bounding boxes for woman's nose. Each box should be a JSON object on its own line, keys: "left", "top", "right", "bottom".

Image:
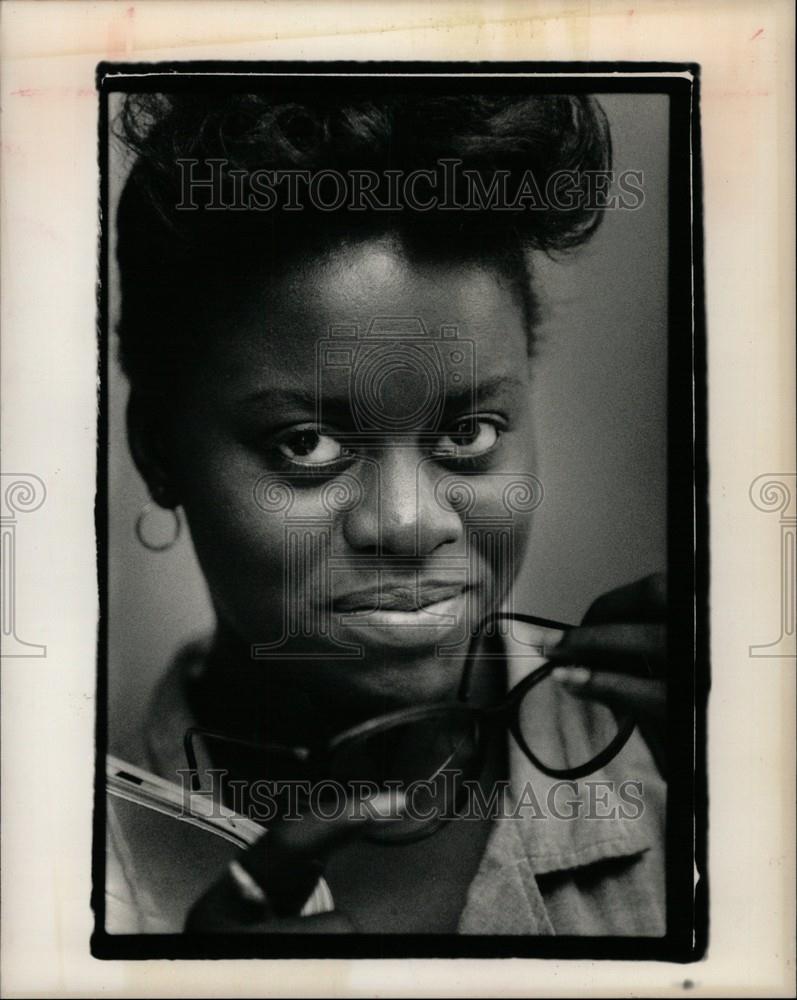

{"left": 341, "top": 450, "right": 463, "bottom": 556}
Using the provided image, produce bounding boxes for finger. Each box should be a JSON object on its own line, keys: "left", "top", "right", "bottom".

{"left": 186, "top": 790, "right": 404, "bottom": 932}
{"left": 240, "top": 789, "right": 405, "bottom": 916}
{"left": 185, "top": 876, "right": 356, "bottom": 934}
{"left": 581, "top": 573, "right": 667, "bottom": 626}
{"left": 551, "top": 667, "right": 667, "bottom": 722}
{"left": 546, "top": 623, "right": 666, "bottom": 672}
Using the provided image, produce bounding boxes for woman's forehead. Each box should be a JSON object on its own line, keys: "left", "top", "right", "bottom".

{"left": 194, "top": 236, "right": 529, "bottom": 378}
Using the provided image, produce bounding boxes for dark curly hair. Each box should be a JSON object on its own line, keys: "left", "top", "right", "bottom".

{"left": 114, "top": 91, "right": 611, "bottom": 397}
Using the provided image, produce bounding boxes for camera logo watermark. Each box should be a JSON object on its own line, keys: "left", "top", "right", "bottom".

{"left": 1, "top": 473, "right": 47, "bottom": 658}
{"left": 317, "top": 318, "right": 474, "bottom": 436}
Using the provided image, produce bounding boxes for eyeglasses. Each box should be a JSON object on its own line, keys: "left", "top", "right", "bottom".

{"left": 183, "top": 612, "right": 637, "bottom": 843}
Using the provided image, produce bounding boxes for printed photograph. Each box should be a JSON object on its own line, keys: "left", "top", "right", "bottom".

{"left": 95, "top": 64, "right": 705, "bottom": 958}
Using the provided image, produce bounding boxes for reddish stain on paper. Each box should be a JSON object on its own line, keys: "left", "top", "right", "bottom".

{"left": 107, "top": 3, "right": 135, "bottom": 55}
{"left": 750, "top": 27, "right": 764, "bottom": 40}
{"left": 11, "top": 86, "right": 95, "bottom": 98}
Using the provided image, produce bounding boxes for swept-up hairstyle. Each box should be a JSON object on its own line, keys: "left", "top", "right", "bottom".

{"left": 115, "top": 91, "right": 611, "bottom": 396}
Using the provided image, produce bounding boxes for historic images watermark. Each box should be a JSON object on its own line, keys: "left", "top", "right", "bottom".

{"left": 0, "top": 473, "right": 47, "bottom": 658}
{"left": 176, "top": 159, "right": 646, "bottom": 214}
{"left": 748, "top": 473, "right": 796, "bottom": 658}
{"left": 248, "top": 316, "right": 544, "bottom": 661}
{"left": 176, "top": 768, "right": 647, "bottom": 826}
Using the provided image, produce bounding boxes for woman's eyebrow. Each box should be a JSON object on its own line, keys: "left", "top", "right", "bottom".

{"left": 239, "top": 375, "right": 526, "bottom": 414}
{"left": 240, "top": 387, "right": 318, "bottom": 410}
{"left": 239, "top": 385, "right": 355, "bottom": 424}
{"left": 447, "top": 374, "right": 527, "bottom": 407}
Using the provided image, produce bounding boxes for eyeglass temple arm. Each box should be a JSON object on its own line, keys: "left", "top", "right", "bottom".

{"left": 458, "top": 611, "right": 573, "bottom": 702}
{"left": 182, "top": 727, "right": 311, "bottom": 792}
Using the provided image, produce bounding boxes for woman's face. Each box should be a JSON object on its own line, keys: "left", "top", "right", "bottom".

{"left": 159, "top": 234, "right": 537, "bottom": 705}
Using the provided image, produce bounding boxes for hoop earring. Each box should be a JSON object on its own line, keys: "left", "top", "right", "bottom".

{"left": 135, "top": 502, "right": 182, "bottom": 552}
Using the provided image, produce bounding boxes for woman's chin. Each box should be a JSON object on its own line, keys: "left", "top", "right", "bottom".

{"left": 341, "top": 652, "right": 465, "bottom": 708}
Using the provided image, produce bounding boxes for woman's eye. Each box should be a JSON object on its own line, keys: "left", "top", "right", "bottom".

{"left": 436, "top": 419, "right": 500, "bottom": 456}
{"left": 276, "top": 428, "right": 347, "bottom": 467}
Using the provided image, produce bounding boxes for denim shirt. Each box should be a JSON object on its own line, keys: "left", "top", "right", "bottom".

{"left": 134, "top": 620, "right": 666, "bottom": 936}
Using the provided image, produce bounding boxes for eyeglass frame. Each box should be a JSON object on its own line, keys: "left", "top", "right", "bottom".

{"left": 183, "top": 610, "right": 637, "bottom": 798}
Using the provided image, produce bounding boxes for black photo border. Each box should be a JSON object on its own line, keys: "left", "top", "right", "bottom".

{"left": 92, "top": 60, "right": 708, "bottom": 963}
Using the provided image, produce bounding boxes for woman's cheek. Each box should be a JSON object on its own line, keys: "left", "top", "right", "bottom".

{"left": 178, "top": 481, "right": 295, "bottom": 637}
{"left": 471, "top": 511, "right": 532, "bottom": 591}
{"left": 467, "top": 473, "right": 535, "bottom": 602}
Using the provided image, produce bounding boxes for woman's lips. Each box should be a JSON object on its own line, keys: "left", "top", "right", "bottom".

{"left": 332, "top": 581, "right": 468, "bottom": 613}
{"left": 329, "top": 583, "right": 474, "bottom": 649}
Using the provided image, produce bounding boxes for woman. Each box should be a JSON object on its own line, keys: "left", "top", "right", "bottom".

{"left": 109, "top": 89, "right": 667, "bottom": 935}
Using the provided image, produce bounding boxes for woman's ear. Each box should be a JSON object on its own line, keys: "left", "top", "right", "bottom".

{"left": 126, "top": 392, "right": 179, "bottom": 509}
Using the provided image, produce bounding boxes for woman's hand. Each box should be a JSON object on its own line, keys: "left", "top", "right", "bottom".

{"left": 185, "top": 792, "right": 401, "bottom": 934}
{"left": 547, "top": 572, "right": 667, "bottom": 772}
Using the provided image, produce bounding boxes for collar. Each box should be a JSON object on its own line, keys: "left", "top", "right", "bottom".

{"left": 501, "top": 617, "right": 651, "bottom": 874}
{"left": 457, "top": 618, "right": 655, "bottom": 934}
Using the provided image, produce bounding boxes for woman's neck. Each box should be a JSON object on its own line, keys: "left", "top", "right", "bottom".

{"left": 190, "top": 620, "right": 505, "bottom": 751}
